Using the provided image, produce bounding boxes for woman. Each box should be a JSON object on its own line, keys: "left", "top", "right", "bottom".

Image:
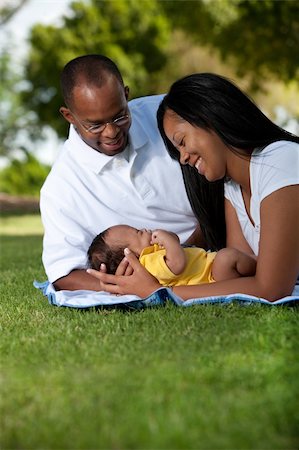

{"left": 87, "top": 73, "right": 299, "bottom": 301}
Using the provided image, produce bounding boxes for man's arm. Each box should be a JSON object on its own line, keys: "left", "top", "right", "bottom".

{"left": 53, "top": 269, "right": 104, "bottom": 291}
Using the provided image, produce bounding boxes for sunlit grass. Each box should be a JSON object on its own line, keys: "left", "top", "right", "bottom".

{"left": 0, "top": 214, "right": 43, "bottom": 236}
{"left": 1, "top": 216, "right": 298, "bottom": 450}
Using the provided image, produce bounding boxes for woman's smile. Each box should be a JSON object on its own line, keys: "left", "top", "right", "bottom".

{"left": 163, "top": 109, "right": 229, "bottom": 182}
{"left": 194, "top": 157, "right": 203, "bottom": 174}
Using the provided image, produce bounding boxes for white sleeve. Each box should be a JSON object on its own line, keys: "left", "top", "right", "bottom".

{"left": 225, "top": 142, "right": 299, "bottom": 205}
{"left": 40, "top": 187, "right": 93, "bottom": 283}
{"left": 256, "top": 141, "right": 299, "bottom": 202}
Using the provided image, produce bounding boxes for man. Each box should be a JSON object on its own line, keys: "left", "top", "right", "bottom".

{"left": 40, "top": 54, "right": 200, "bottom": 291}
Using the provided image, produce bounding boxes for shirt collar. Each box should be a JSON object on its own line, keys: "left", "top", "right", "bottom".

{"left": 128, "top": 109, "right": 148, "bottom": 150}
{"left": 67, "top": 114, "right": 148, "bottom": 174}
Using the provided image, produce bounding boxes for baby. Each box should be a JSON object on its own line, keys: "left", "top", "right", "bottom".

{"left": 87, "top": 225, "right": 256, "bottom": 287}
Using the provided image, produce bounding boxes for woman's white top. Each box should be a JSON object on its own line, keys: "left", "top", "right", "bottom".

{"left": 225, "top": 140, "right": 299, "bottom": 255}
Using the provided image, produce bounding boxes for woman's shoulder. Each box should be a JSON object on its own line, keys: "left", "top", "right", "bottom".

{"left": 256, "top": 140, "right": 298, "bottom": 165}
{"left": 251, "top": 140, "right": 299, "bottom": 201}
{"left": 255, "top": 140, "right": 299, "bottom": 157}
{"left": 252, "top": 140, "right": 299, "bottom": 176}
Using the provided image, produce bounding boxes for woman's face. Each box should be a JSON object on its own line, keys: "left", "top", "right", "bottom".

{"left": 163, "top": 109, "right": 229, "bottom": 182}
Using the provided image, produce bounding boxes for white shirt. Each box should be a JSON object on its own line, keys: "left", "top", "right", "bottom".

{"left": 225, "top": 140, "right": 299, "bottom": 255}
{"left": 41, "top": 95, "right": 198, "bottom": 282}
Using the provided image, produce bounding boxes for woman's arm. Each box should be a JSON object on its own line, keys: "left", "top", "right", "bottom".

{"left": 252, "top": 185, "right": 299, "bottom": 299}
{"left": 225, "top": 199, "right": 255, "bottom": 255}
{"left": 88, "top": 186, "right": 299, "bottom": 301}
{"left": 174, "top": 185, "right": 299, "bottom": 301}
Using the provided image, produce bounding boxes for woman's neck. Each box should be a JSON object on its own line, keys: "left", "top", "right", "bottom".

{"left": 226, "top": 150, "right": 251, "bottom": 194}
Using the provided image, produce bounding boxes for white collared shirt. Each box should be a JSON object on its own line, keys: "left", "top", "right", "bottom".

{"left": 41, "top": 95, "right": 198, "bottom": 282}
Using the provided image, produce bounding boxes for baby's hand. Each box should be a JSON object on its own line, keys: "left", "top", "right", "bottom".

{"left": 151, "top": 229, "right": 179, "bottom": 248}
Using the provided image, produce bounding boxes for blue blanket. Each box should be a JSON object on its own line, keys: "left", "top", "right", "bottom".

{"left": 34, "top": 280, "right": 299, "bottom": 309}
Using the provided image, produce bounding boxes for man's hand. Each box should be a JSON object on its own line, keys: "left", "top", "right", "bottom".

{"left": 53, "top": 269, "right": 107, "bottom": 291}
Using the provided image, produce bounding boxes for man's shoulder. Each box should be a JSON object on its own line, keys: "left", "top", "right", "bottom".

{"left": 41, "top": 145, "right": 74, "bottom": 192}
{"left": 128, "top": 94, "right": 165, "bottom": 112}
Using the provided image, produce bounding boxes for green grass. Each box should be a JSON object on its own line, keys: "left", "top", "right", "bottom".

{"left": 0, "top": 213, "right": 43, "bottom": 235}
{"left": 1, "top": 216, "right": 298, "bottom": 449}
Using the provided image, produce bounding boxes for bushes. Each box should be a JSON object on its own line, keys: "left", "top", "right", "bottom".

{"left": 0, "top": 151, "right": 50, "bottom": 197}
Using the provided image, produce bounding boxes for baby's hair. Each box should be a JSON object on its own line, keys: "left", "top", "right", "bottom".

{"left": 87, "top": 228, "right": 125, "bottom": 274}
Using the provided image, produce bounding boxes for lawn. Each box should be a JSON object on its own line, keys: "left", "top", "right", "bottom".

{"left": 0, "top": 215, "right": 298, "bottom": 449}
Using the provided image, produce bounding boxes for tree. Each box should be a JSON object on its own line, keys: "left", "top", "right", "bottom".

{"left": 23, "top": 0, "right": 170, "bottom": 137}
{"left": 21, "top": 0, "right": 299, "bottom": 139}
{"left": 161, "top": 0, "right": 299, "bottom": 87}
{"left": 0, "top": 150, "right": 50, "bottom": 196}
{"left": 0, "top": 0, "right": 28, "bottom": 26}
{"left": 0, "top": 47, "right": 42, "bottom": 159}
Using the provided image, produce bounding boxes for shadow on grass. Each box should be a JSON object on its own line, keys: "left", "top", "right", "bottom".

{"left": 0, "top": 193, "right": 40, "bottom": 215}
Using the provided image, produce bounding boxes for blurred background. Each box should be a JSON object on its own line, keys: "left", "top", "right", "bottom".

{"left": 1, "top": 0, "right": 298, "bottom": 201}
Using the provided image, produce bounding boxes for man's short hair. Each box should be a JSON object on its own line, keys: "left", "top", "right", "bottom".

{"left": 61, "top": 54, "right": 124, "bottom": 107}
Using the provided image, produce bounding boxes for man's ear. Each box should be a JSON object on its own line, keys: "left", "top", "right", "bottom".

{"left": 59, "top": 106, "right": 75, "bottom": 124}
{"left": 124, "top": 86, "right": 129, "bottom": 100}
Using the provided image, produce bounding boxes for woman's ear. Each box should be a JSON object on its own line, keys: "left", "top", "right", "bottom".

{"left": 59, "top": 106, "right": 75, "bottom": 125}
{"left": 124, "top": 85, "right": 130, "bottom": 100}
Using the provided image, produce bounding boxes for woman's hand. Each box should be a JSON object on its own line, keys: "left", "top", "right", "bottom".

{"left": 87, "top": 248, "right": 161, "bottom": 297}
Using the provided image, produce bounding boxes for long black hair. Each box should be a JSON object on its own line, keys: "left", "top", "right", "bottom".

{"left": 157, "top": 73, "right": 299, "bottom": 251}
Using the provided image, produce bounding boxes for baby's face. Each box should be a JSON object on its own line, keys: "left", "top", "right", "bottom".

{"left": 107, "top": 225, "right": 152, "bottom": 256}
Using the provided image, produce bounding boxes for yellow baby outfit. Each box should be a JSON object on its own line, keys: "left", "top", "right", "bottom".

{"left": 139, "top": 244, "right": 216, "bottom": 287}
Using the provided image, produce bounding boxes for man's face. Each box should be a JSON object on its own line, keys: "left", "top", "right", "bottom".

{"left": 60, "top": 76, "right": 131, "bottom": 156}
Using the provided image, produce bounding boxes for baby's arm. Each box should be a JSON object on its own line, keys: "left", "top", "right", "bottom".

{"left": 151, "top": 229, "right": 187, "bottom": 275}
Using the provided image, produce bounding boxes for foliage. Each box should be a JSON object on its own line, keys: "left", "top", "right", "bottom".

{"left": 0, "top": 48, "right": 43, "bottom": 158}
{"left": 4, "top": 0, "right": 298, "bottom": 154}
{"left": 21, "top": 0, "right": 299, "bottom": 138}
{"left": 23, "top": 0, "right": 170, "bottom": 137}
{"left": 0, "top": 151, "right": 50, "bottom": 196}
{"left": 161, "top": 0, "right": 299, "bottom": 88}
{"left": 0, "top": 0, "right": 28, "bottom": 25}
{"left": 1, "top": 230, "right": 298, "bottom": 449}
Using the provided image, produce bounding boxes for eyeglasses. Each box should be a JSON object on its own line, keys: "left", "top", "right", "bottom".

{"left": 69, "top": 110, "right": 131, "bottom": 134}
